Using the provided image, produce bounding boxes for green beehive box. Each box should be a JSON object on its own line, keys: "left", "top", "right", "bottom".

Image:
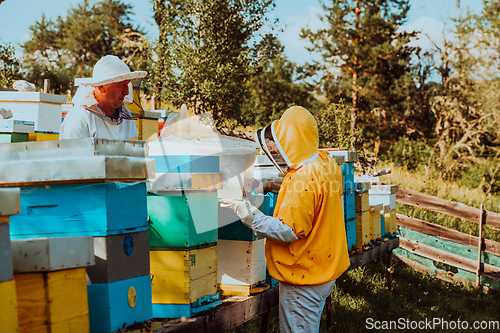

{"left": 0, "top": 133, "right": 29, "bottom": 143}
{"left": 148, "top": 191, "right": 218, "bottom": 249}
{"left": 218, "top": 195, "right": 271, "bottom": 241}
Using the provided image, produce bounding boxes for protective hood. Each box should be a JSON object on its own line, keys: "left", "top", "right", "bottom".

{"left": 255, "top": 106, "right": 319, "bottom": 173}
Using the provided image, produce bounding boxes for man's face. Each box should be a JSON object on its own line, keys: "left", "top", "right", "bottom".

{"left": 100, "top": 80, "right": 131, "bottom": 109}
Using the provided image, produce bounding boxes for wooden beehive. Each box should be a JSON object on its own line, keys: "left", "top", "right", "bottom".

{"left": 11, "top": 236, "right": 95, "bottom": 333}
{"left": 86, "top": 230, "right": 150, "bottom": 284}
{"left": 356, "top": 211, "right": 370, "bottom": 249}
{"left": 385, "top": 210, "right": 397, "bottom": 234}
{"left": 0, "top": 188, "right": 21, "bottom": 333}
{"left": 217, "top": 239, "right": 268, "bottom": 296}
{"left": 150, "top": 246, "right": 217, "bottom": 305}
{"left": 9, "top": 182, "right": 148, "bottom": 239}
{"left": 87, "top": 274, "right": 152, "bottom": 332}
{"left": 355, "top": 191, "right": 369, "bottom": 213}
{"left": 28, "top": 133, "right": 59, "bottom": 141}
{"left": 148, "top": 192, "right": 218, "bottom": 249}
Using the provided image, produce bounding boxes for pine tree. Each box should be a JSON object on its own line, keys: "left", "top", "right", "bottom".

{"left": 300, "top": 0, "right": 417, "bottom": 145}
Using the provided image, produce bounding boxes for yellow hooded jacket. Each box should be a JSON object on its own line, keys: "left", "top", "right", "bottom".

{"left": 265, "top": 106, "right": 350, "bottom": 285}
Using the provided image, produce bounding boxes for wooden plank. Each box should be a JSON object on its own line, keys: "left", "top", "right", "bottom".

{"left": 396, "top": 187, "right": 500, "bottom": 229}
{"left": 477, "top": 205, "right": 484, "bottom": 287}
{"left": 399, "top": 237, "right": 500, "bottom": 276}
{"left": 396, "top": 214, "right": 500, "bottom": 257}
{"left": 394, "top": 252, "right": 470, "bottom": 285}
{"left": 154, "top": 288, "right": 279, "bottom": 333}
{"left": 348, "top": 238, "right": 399, "bottom": 271}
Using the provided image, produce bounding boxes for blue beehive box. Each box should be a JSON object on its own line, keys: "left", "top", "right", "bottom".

{"left": 381, "top": 214, "right": 386, "bottom": 237}
{"left": 345, "top": 218, "right": 356, "bottom": 250}
{"left": 342, "top": 163, "right": 355, "bottom": 193}
{"left": 150, "top": 155, "right": 220, "bottom": 173}
{"left": 343, "top": 190, "right": 356, "bottom": 221}
{"left": 218, "top": 194, "right": 271, "bottom": 241}
{"left": 152, "top": 292, "right": 221, "bottom": 319}
{"left": 265, "top": 268, "right": 279, "bottom": 289}
{"left": 9, "top": 182, "right": 148, "bottom": 239}
{"left": 87, "top": 274, "right": 152, "bottom": 333}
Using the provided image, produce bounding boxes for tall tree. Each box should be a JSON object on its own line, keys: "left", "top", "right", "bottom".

{"left": 240, "top": 35, "right": 321, "bottom": 127}
{"left": 0, "top": 41, "right": 22, "bottom": 88}
{"left": 152, "top": 0, "right": 275, "bottom": 128}
{"left": 22, "top": 0, "right": 150, "bottom": 94}
{"left": 301, "top": 0, "right": 417, "bottom": 145}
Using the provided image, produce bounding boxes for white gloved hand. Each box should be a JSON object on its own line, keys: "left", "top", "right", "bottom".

{"left": 220, "top": 198, "right": 264, "bottom": 228}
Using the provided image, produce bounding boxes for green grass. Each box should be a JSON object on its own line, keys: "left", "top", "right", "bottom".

{"left": 230, "top": 260, "right": 500, "bottom": 333}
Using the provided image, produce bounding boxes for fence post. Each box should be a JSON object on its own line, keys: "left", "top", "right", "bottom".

{"left": 476, "top": 204, "right": 484, "bottom": 287}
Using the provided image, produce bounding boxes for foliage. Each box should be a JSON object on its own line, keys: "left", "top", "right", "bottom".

{"left": 379, "top": 137, "right": 433, "bottom": 171}
{"left": 22, "top": 0, "right": 151, "bottom": 94}
{"left": 317, "top": 101, "right": 363, "bottom": 151}
{"left": 0, "top": 42, "right": 22, "bottom": 88}
{"left": 152, "top": 0, "right": 276, "bottom": 128}
{"left": 300, "top": 0, "right": 417, "bottom": 144}
{"left": 239, "top": 36, "right": 321, "bottom": 127}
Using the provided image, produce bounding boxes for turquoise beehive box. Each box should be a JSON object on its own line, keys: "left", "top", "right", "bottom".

{"left": 9, "top": 182, "right": 148, "bottom": 239}
{"left": 148, "top": 191, "right": 218, "bottom": 249}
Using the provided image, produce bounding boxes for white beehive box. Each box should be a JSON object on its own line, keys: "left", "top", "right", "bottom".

{"left": 369, "top": 185, "right": 398, "bottom": 210}
{"left": 217, "top": 239, "right": 266, "bottom": 287}
{"left": 0, "top": 92, "right": 67, "bottom": 133}
{"left": 0, "top": 119, "right": 35, "bottom": 133}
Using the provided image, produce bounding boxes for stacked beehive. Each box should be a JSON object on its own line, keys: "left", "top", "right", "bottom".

{"left": 0, "top": 138, "right": 153, "bottom": 333}
{"left": 0, "top": 91, "right": 64, "bottom": 141}
{"left": 369, "top": 185, "right": 399, "bottom": 236}
{"left": 327, "top": 150, "right": 358, "bottom": 250}
{"left": 354, "top": 181, "right": 371, "bottom": 249}
{"left": 147, "top": 154, "right": 222, "bottom": 319}
{"left": 133, "top": 110, "right": 162, "bottom": 141}
{"left": 0, "top": 118, "right": 34, "bottom": 143}
{"left": 369, "top": 203, "right": 384, "bottom": 241}
{"left": 217, "top": 194, "right": 271, "bottom": 296}
{"left": 0, "top": 188, "right": 21, "bottom": 333}
{"left": 11, "top": 236, "right": 94, "bottom": 332}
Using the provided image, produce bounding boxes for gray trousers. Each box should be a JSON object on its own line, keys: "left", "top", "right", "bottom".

{"left": 279, "top": 280, "right": 336, "bottom": 333}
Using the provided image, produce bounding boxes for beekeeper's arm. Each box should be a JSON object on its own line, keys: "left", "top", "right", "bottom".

{"left": 219, "top": 199, "right": 298, "bottom": 243}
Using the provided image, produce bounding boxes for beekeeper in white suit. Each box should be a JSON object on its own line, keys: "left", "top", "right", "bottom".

{"left": 60, "top": 55, "right": 146, "bottom": 139}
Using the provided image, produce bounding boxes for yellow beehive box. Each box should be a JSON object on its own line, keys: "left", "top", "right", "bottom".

{"left": 28, "top": 133, "right": 59, "bottom": 141}
{"left": 15, "top": 267, "right": 89, "bottom": 333}
{"left": 355, "top": 192, "right": 369, "bottom": 212}
{"left": 385, "top": 210, "right": 397, "bottom": 234}
{"left": 369, "top": 211, "right": 381, "bottom": 240}
{"left": 134, "top": 118, "right": 159, "bottom": 141}
{"left": 356, "top": 211, "right": 370, "bottom": 249}
{"left": 0, "top": 279, "right": 19, "bottom": 333}
{"left": 150, "top": 246, "right": 217, "bottom": 305}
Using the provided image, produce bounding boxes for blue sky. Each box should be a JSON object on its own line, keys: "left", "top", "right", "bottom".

{"left": 0, "top": 0, "right": 483, "bottom": 65}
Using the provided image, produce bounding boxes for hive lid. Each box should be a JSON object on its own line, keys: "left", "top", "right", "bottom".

{"left": 0, "top": 156, "right": 153, "bottom": 187}
{"left": 0, "top": 138, "right": 148, "bottom": 161}
{"left": 0, "top": 91, "right": 67, "bottom": 104}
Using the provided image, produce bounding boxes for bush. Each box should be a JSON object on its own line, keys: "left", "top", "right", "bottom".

{"left": 380, "top": 137, "right": 433, "bottom": 171}
{"left": 317, "top": 101, "right": 363, "bottom": 150}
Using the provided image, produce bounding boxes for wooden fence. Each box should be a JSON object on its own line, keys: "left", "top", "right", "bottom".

{"left": 394, "top": 187, "right": 500, "bottom": 288}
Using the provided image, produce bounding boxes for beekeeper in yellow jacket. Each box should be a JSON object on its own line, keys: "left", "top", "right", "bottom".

{"left": 221, "top": 106, "right": 350, "bottom": 333}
